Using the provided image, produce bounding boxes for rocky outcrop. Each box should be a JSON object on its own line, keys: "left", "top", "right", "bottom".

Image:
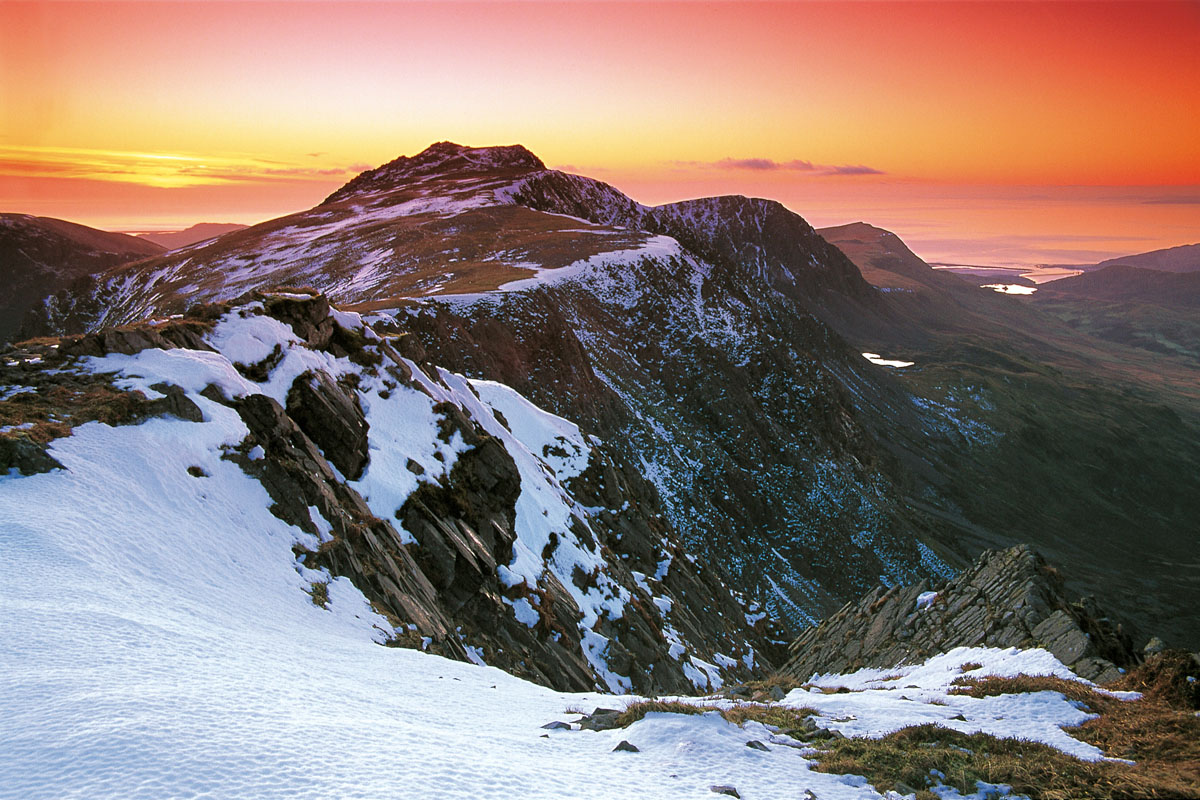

{"left": 8, "top": 291, "right": 778, "bottom": 693}
{"left": 780, "top": 545, "right": 1140, "bottom": 683}
{"left": 285, "top": 370, "right": 370, "bottom": 480}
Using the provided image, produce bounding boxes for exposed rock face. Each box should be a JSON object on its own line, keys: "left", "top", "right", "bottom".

{"left": 780, "top": 545, "right": 1140, "bottom": 684}
{"left": 402, "top": 237, "right": 953, "bottom": 630}
{"left": 285, "top": 370, "right": 370, "bottom": 480}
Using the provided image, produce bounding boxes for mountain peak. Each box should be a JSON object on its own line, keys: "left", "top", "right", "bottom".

{"left": 325, "top": 141, "right": 545, "bottom": 204}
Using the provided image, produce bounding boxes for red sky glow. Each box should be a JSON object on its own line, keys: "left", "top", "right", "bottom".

{"left": 2, "top": 1, "right": 1197, "bottom": 266}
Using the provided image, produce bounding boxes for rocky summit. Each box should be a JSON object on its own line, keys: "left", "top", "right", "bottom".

{"left": 780, "top": 545, "right": 1140, "bottom": 684}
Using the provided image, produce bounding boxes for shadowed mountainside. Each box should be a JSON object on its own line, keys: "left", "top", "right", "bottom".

{"left": 0, "top": 214, "right": 163, "bottom": 343}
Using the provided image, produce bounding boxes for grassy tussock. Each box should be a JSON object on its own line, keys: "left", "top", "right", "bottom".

{"left": 0, "top": 383, "right": 150, "bottom": 444}
{"left": 720, "top": 703, "right": 818, "bottom": 730}
{"left": 615, "top": 699, "right": 818, "bottom": 732}
{"left": 810, "top": 722, "right": 1200, "bottom": 799}
{"left": 949, "top": 674, "right": 1119, "bottom": 712}
{"left": 733, "top": 675, "right": 810, "bottom": 693}
{"left": 614, "top": 700, "right": 706, "bottom": 727}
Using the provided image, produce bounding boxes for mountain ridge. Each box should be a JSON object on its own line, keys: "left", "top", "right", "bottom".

{"left": 10, "top": 141, "right": 1200, "bottom": 649}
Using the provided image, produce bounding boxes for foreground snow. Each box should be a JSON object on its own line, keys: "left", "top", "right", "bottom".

{"left": 0, "top": 403, "right": 889, "bottom": 799}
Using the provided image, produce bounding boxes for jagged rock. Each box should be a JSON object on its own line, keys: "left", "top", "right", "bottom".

{"left": 745, "top": 740, "right": 770, "bottom": 751}
{"left": 285, "top": 371, "right": 369, "bottom": 480}
{"left": 612, "top": 740, "right": 639, "bottom": 753}
{"left": 780, "top": 545, "right": 1140, "bottom": 683}
{"left": 229, "top": 391, "right": 463, "bottom": 651}
{"left": 710, "top": 785, "right": 740, "bottom": 798}
{"left": 58, "top": 319, "right": 213, "bottom": 358}
{"left": 540, "top": 721, "right": 571, "bottom": 731}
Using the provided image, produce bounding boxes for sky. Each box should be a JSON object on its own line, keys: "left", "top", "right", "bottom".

{"left": 1, "top": 1, "right": 1198, "bottom": 267}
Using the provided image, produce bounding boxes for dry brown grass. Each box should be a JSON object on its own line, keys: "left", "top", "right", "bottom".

{"left": 307, "top": 581, "right": 330, "bottom": 608}
{"left": 722, "top": 674, "right": 810, "bottom": 696}
{"left": 810, "top": 722, "right": 1200, "bottom": 799}
{"left": 614, "top": 700, "right": 706, "bottom": 728}
{"left": 719, "top": 703, "right": 818, "bottom": 731}
{"left": 893, "top": 670, "right": 1200, "bottom": 798}
{"left": 0, "top": 382, "right": 151, "bottom": 444}
{"left": 614, "top": 699, "right": 819, "bottom": 733}
{"left": 1109, "top": 650, "right": 1200, "bottom": 710}
{"left": 949, "top": 674, "right": 1119, "bottom": 712}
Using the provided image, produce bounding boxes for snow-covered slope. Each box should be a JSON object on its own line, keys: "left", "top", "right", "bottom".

{"left": 1, "top": 293, "right": 771, "bottom": 695}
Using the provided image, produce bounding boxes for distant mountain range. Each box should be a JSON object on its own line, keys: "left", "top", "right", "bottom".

{"left": 135, "top": 222, "right": 249, "bottom": 250}
{"left": 1093, "top": 242, "right": 1200, "bottom": 273}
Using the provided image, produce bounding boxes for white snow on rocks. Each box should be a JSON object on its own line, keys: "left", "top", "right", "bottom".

{"left": 469, "top": 378, "right": 590, "bottom": 479}
{"left": 862, "top": 352, "right": 915, "bottom": 369}
{"left": 786, "top": 646, "right": 1139, "bottom": 762}
{"left": 916, "top": 590, "right": 939, "bottom": 610}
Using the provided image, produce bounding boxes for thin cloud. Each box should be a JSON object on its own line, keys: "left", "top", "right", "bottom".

{"left": 1141, "top": 195, "right": 1200, "bottom": 205}
{"left": 825, "top": 164, "right": 885, "bottom": 176}
{"left": 715, "top": 157, "right": 815, "bottom": 171}
{"left": 678, "top": 156, "right": 884, "bottom": 177}
{"left": 0, "top": 145, "right": 363, "bottom": 189}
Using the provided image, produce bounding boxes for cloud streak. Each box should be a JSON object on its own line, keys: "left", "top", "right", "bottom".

{"left": 0, "top": 146, "right": 363, "bottom": 189}
{"left": 677, "top": 157, "right": 884, "bottom": 176}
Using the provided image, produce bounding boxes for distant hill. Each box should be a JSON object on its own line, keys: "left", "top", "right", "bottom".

{"left": 136, "top": 223, "right": 248, "bottom": 250}
{"left": 1090, "top": 242, "right": 1199, "bottom": 273}
{"left": 0, "top": 214, "right": 163, "bottom": 343}
{"left": 817, "top": 221, "right": 942, "bottom": 290}
{"left": 1039, "top": 264, "right": 1200, "bottom": 307}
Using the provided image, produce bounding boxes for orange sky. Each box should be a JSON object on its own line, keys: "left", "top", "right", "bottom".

{"left": 1, "top": 1, "right": 1198, "bottom": 265}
